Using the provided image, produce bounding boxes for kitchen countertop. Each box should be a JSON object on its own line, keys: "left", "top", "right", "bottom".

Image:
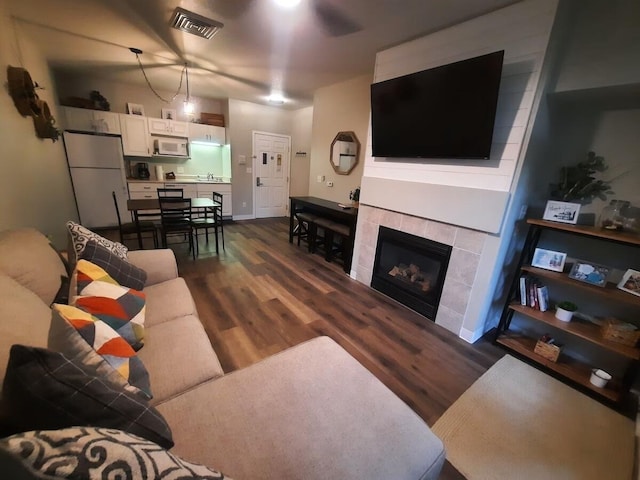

{"left": 127, "top": 178, "right": 231, "bottom": 184}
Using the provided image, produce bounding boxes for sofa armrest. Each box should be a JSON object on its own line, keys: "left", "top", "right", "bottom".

{"left": 127, "top": 249, "right": 179, "bottom": 286}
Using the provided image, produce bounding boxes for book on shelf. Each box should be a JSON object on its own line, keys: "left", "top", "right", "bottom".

{"left": 518, "top": 274, "right": 549, "bottom": 311}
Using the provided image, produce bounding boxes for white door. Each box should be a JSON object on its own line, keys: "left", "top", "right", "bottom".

{"left": 253, "top": 132, "right": 290, "bottom": 218}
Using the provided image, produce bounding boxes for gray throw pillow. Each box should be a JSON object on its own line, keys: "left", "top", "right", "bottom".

{"left": 0, "top": 345, "right": 171, "bottom": 449}
{"left": 80, "top": 240, "right": 147, "bottom": 290}
{"left": 0, "top": 427, "right": 230, "bottom": 479}
{"left": 66, "top": 221, "right": 128, "bottom": 267}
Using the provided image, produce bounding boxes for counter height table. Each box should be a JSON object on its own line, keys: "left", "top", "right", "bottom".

{"left": 127, "top": 197, "right": 220, "bottom": 250}
{"left": 289, "top": 196, "right": 358, "bottom": 273}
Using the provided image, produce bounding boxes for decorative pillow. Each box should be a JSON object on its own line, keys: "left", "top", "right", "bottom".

{"left": 71, "top": 259, "right": 146, "bottom": 350}
{"left": 66, "top": 221, "right": 127, "bottom": 267}
{"left": 0, "top": 346, "right": 172, "bottom": 449}
{"left": 49, "top": 304, "right": 151, "bottom": 398}
{"left": 0, "top": 428, "right": 229, "bottom": 479}
{"left": 81, "top": 240, "right": 147, "bottom": 290}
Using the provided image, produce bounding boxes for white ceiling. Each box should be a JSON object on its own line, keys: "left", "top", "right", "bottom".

{"left": 9, "top": 0, "right": 518, "bottom": 108}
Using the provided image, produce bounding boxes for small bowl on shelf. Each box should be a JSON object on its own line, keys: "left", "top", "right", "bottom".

{"left": 589, "top": 369, "right": 611, "bottom": 388}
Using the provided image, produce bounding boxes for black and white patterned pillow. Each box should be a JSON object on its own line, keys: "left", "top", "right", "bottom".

{"left": 80, "top": 240, "right": 147, "bottom": 290}
{"left": 0, "top": 427, "right": 230, "bottom": 479}
{"left": 0, "top": 345, "right": 171, "bottom": 449}
{"left": 66, "top": 221, "right": 128, "bottom": 266}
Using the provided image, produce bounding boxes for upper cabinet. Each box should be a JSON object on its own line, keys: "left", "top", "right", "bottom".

{"left": 148, "top": 118, "right": 189, "bottom": 138}
{"left": 188, "top": 123, "right": 226, "bottom": 145}
{"left": 119, "top": 114, "right": 150, "bottom": 157}
{"left": 61, "top": 106, "right": 121, "bottom": 134}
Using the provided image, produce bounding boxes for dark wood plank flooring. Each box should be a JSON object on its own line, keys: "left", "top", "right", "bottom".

{"left": 124, "top": 218, "right": 505, "bottom": 479}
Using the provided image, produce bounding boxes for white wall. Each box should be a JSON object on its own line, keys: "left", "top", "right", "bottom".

{"left": 290, "top": 106, "right": 313, "bottom": 197}
{"left": 364, "top": 0, "right": 559, "bottom": 195}
{"left": 0, "top": 0, "right": 77, "bottom": 246}
{"left": 553, "top": 0, "right": 640, "bottom": 93}
{"left": 308, "top": 74, "right": 371, "bottom": 203}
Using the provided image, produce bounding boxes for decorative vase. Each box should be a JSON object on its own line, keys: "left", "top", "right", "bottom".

{"left": 555, "top": 307, "right": 574, "bottom": 322}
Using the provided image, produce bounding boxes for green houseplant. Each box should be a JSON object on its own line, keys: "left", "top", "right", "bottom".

{"left": 549, "top": 151, "right": 613, "bottom": 205}
{"left": 555, "top": 301, "right": 577, "bottom": 322}
{"left": 349, "top": 187, "right": 360, "bottom": 204}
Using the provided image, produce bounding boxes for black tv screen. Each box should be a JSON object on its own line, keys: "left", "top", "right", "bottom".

{"left": 370, "top": 50, "right": 504, "bottom": 159}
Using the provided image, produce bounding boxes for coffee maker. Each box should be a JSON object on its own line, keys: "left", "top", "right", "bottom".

{"left": 137, "top": 162, "right": 150, "bottom": 180}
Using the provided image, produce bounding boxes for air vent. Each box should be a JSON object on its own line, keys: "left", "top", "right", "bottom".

{"left": 170, "top": 7, "right": 224, "bottom": 40}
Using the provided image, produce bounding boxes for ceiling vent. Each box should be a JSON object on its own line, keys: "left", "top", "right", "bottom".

{"left": 170, "top": 7, "right": 224, "bottom": 40}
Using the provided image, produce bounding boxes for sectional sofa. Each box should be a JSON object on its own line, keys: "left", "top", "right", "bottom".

{"left": 0, "top": 227, "right": 445, "bottom": 479}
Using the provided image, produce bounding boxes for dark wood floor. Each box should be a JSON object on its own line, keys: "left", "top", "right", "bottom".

{"left": 124, "top": 218, "right": 505, "bottom": 479}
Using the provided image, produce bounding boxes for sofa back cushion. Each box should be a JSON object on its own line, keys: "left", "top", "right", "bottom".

{"left": 0, "top": 274, "right": 51, "bottom": 394}
{"left": 0, "top": 228, "right": 68, "bottom": 305}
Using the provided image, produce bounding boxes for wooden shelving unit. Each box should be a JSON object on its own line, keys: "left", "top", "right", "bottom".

{"left": 495, "top": 219, "right": 640, "bottom": 404}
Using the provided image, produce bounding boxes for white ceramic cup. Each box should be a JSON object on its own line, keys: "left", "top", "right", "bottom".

{"left": 589, "top": 369, "right": 611, "bottom": 388}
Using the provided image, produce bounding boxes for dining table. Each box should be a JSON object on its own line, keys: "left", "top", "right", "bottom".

{"left": 127, "top": 197, "right": 221, "bottom": 249}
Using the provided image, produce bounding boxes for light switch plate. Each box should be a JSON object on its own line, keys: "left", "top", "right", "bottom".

{"left": 238, "top": 155, "right": 246, "bottom": 165}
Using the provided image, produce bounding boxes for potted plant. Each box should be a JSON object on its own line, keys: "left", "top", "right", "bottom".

{"left": 349, "top": 187, "right": 360, "bottom": 206}
{"left": 555, "top": 301, "right": 577, "bottom": 322}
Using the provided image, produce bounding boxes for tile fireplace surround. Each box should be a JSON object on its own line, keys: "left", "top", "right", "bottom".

{"left": 353, "top": 204, "right": 489, "bottom": 337}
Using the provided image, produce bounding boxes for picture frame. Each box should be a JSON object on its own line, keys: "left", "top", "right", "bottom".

{"left": 543, "top": 200, "right": 581, "bottom": 224}
{"left": 531, "top": 248, "right": 567, "bottom": 273}
{"left": 161, "top": 108, "right": 177, "bottom": 120}
{"left": 617, "top": 269, "right": 640, "bottom": 297}
{"left": 127, "top": 103, "right": 145, "bottom": 116}
{"left": 568, "top": 260, "right": 610, "bottom": 287}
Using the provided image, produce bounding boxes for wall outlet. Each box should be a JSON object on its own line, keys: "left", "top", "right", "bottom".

{"left": 177, "top": 167, "right": 185, "bottom": 174}
{"left": 326, "top": 181, "right": 333, "bottom": 187}
{"left": 246, "top": 167, "right": 252, "bottom": 174}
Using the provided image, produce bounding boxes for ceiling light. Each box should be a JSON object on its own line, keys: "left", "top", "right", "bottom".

{"left": 274, "top": 0, "right": 301, "bottom": 9}
{"left": 170, "top": 7, "right": 224, "bottom": 39}
{"left": 267, "top": 93, "right": 286, "bottom": 105}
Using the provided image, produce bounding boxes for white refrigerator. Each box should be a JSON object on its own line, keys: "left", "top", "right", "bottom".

{"left": 64, "top": 132, "right": 129, "bottom": 229}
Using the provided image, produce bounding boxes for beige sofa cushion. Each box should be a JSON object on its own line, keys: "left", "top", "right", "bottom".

{"left": 0, "top": 274, "right": 52, "bottom": 393}
{"left": 158, "top": 336, "right": 445, "bottom": 480}
{"left": 143, "top": 278, "right": 197, "bottom": 327}
{"left": 0, "top": 228, "right": 67, "bottom": 305}
{"left": 139, "top": 315, "right": 224, "bottom": 405}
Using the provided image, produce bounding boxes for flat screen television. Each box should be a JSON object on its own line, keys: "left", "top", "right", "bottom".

{"left": 370, "top": 50, "right": 504, "bottom": 159}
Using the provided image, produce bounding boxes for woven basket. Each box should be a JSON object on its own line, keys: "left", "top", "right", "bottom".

{"left": 601, "top": 318, "right": 640, "bottom": 347}
{"left": 534, "top": 340, "right": 561, "bottom": 362}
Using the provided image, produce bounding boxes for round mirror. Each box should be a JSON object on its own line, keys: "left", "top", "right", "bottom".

{"left": 330, "top": 131, "right": 360, "bottom": 175}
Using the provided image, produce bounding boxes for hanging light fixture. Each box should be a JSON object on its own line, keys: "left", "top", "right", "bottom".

{"left": 184, "top": 63, "right": 195, "bottom": 115}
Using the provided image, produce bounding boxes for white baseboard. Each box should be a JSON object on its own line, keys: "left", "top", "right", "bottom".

{"left": 459, "top": 327, "right": 484, "bottom": 344}
{"left": 232, "top": 214, "right": 254, "bottom": 221}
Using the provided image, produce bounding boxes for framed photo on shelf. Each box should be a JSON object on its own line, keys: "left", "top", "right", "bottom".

{"left": 127, "top": 103, "right": 145, "bottom": 116}
{"left": 542, "top": 200, "right": 581, "bottom": 224}
{"left": 568, "top": 260, "right": 610, "bottom": 287}
{"left": 531, "top": 248, "right": 567, "bottom": 272}
{"left": 161, "top": 108, "right": 177, "bottom": 120}
{"left": 617, "top": 269, "right": 640, "bottom": 297}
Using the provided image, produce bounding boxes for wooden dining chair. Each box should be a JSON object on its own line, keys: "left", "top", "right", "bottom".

{"left": 112, "top": 191, "right": 157, "bottom": 248}
{"left": 158, "top": 196, "right": 195, "bottom": 260}
{"left": 191, "top": 192, "right": 224, "bottom": 255}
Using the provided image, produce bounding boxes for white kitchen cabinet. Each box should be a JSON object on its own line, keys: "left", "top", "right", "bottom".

{"left": 120, "top": 114, "right": 151, "bottom": 157}
{"left": 197, "top": 183, "right": 232, "bottom": 218}
{"left": 128, "top": 182, "right": 163, "bottom": 199}
{"left": 148, "top": 117, "right": 189, "bottom": 137}
{"left": 164, "top": 182, "right": 198, "bottom": 199}
{"left": 188, "top": 123, "right": 226, "bottom": 145}
{"left": 61, "top": 106, "right": 121, "bottom": 134}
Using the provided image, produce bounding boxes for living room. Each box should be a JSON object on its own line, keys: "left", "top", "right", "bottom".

{"left": 1, "top": 0, "right": 640, "bottom": 478}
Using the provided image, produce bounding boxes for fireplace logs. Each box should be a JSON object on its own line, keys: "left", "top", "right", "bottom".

{"left": 388, "top": 263, "right": 432, "bottom": 292}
